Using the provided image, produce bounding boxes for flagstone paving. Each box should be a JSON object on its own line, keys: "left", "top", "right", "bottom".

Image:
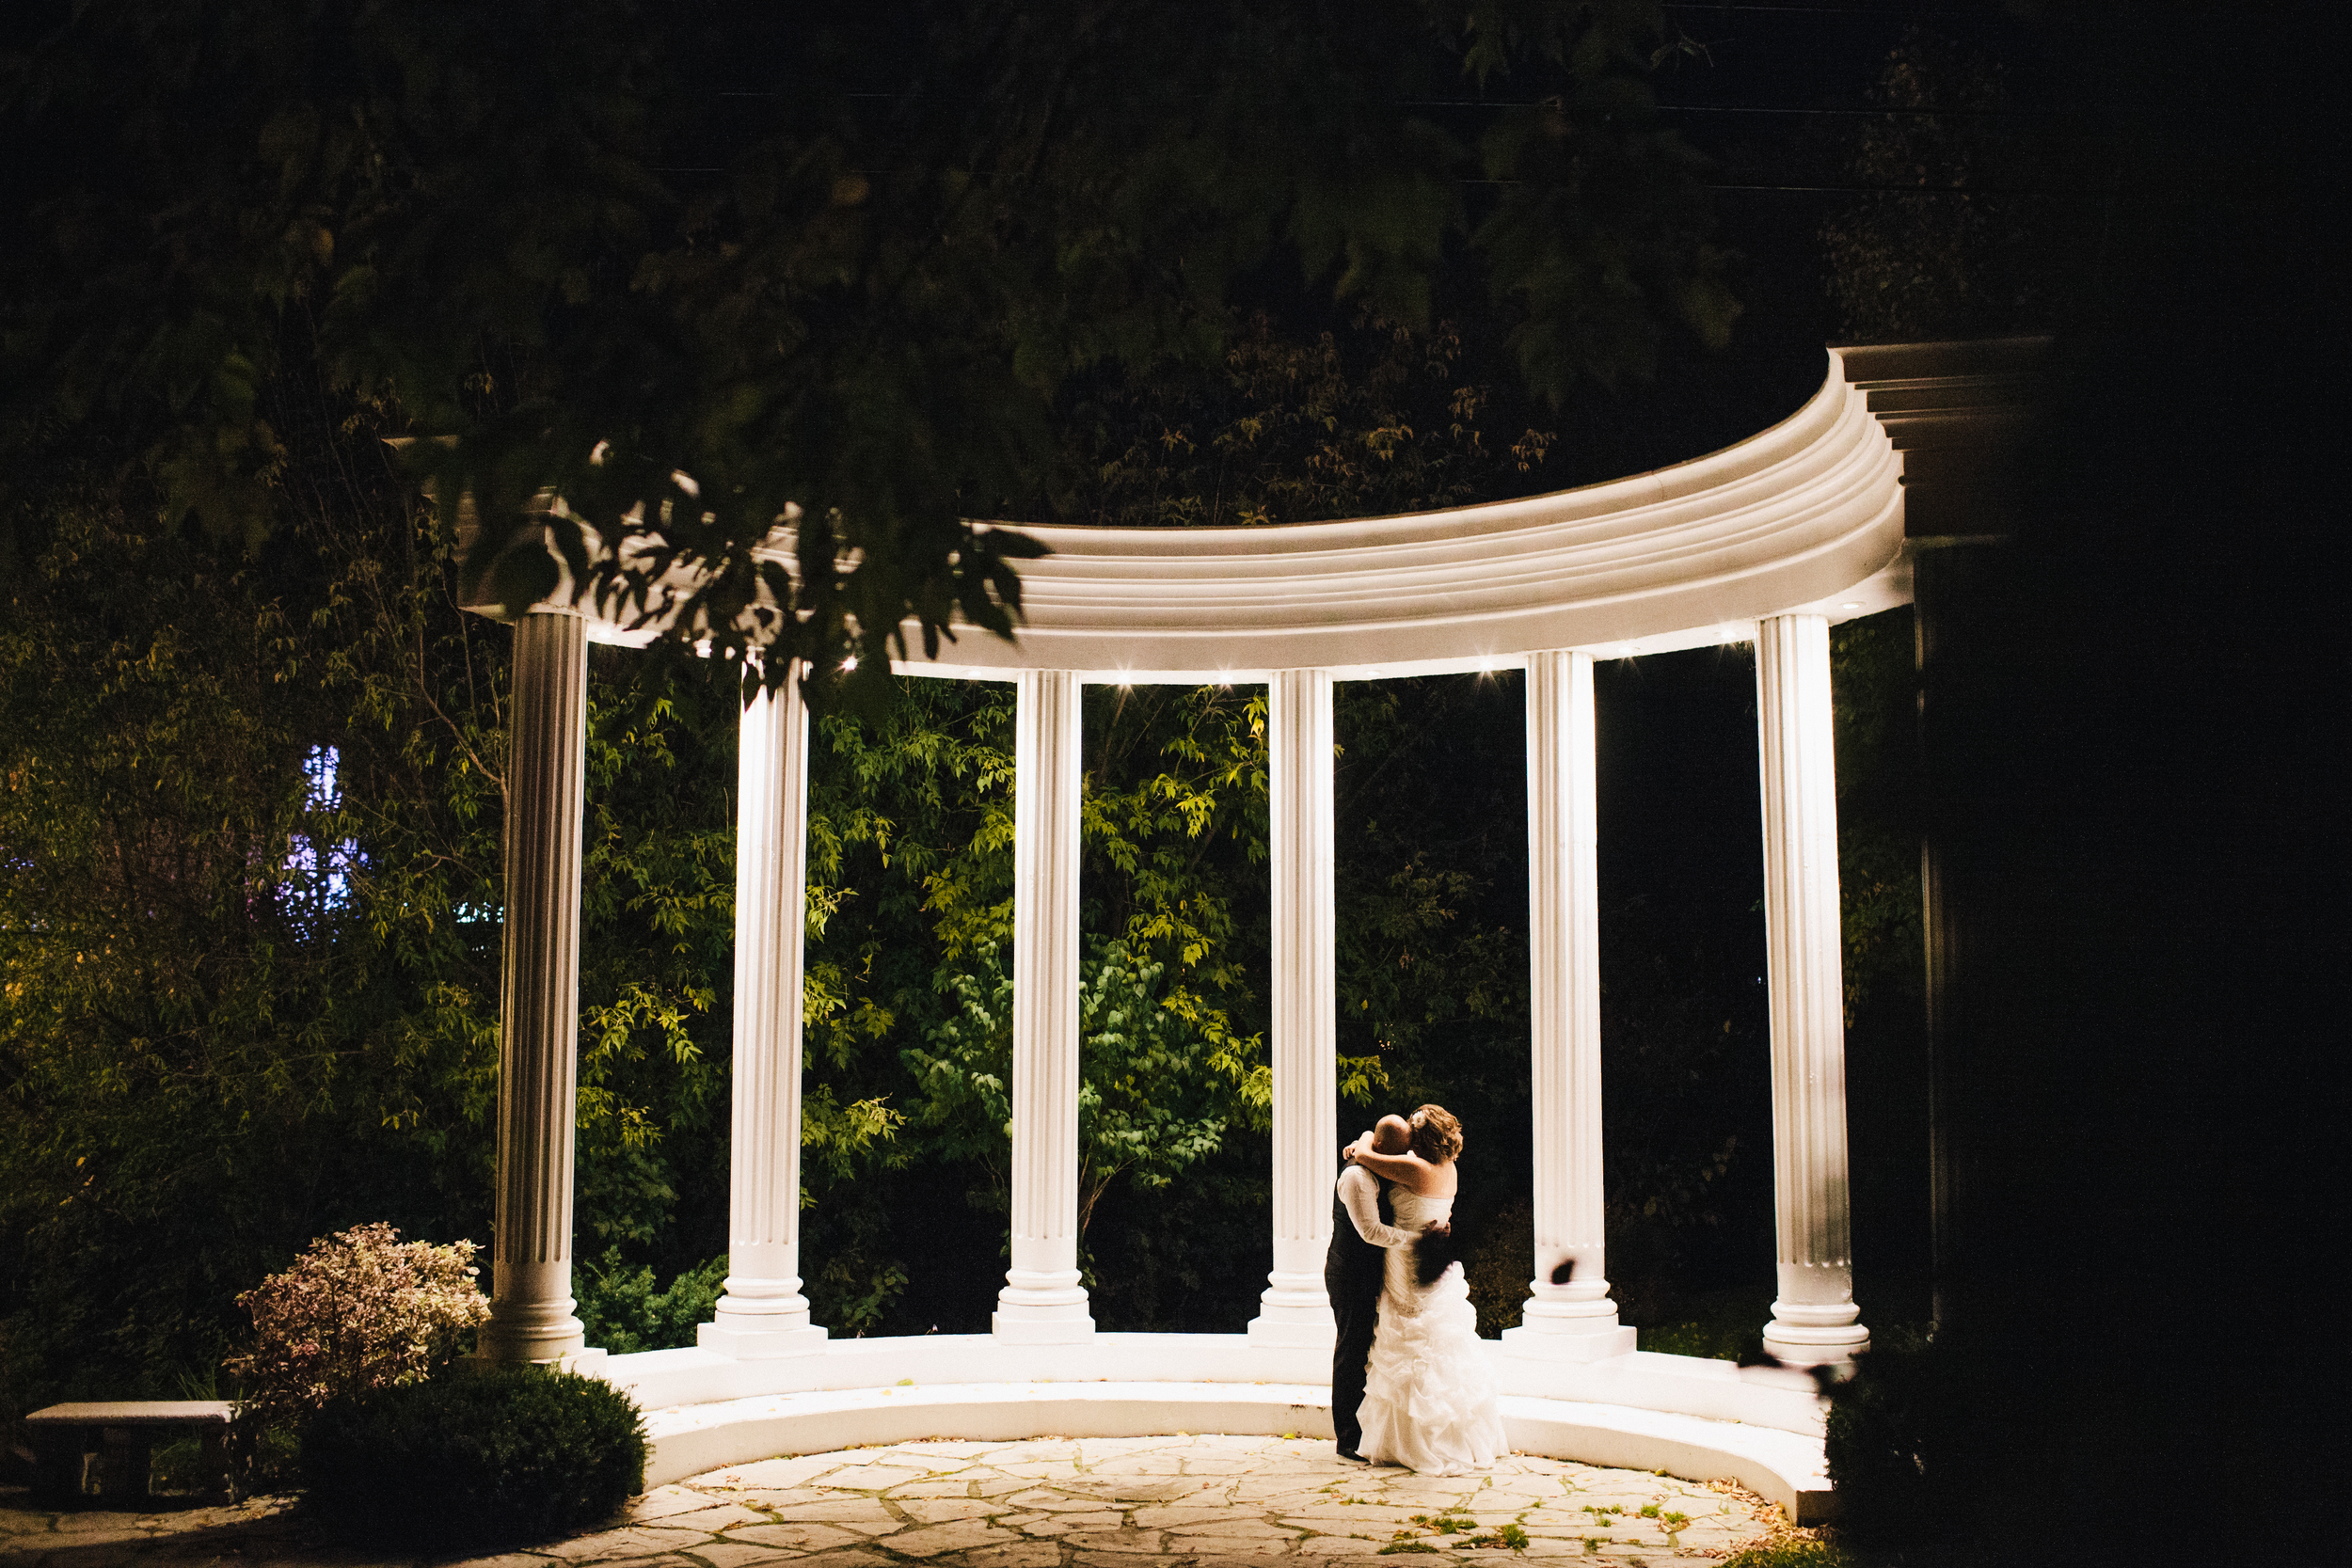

{"left": 0, "top": 1433, "right": 1807, "bottom": 1566}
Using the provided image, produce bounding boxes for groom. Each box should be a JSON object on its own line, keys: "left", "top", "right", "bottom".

{"left": 1327, "top": 1113, "right": 1415, "bottom": 1462}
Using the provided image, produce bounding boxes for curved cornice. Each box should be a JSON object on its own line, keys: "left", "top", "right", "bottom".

{"left": 529, "top": 349, "right": 1917, "bottom": 677}
{"left": 893, "top": 348, "right": 1905, "bottom": 683}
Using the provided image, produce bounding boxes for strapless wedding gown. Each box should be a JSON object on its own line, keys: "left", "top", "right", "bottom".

{"left": 1356, "top": 1187, "right": 1507, "bottom": 1474}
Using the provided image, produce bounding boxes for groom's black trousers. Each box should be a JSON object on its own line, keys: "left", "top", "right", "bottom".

{"left": 1326, "top": 1186, "right": 1389, "bottom": 1455}
{"left": 1327, "top": 1268, "right": 1381, "bottom": 1453}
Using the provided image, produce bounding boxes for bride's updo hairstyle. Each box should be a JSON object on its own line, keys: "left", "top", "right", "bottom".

{"left": 1408, "top": 1103, "right": 1464, "bottom": 1163}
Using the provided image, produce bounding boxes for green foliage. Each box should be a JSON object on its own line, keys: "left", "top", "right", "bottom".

{"left": 1064, "top": 309, "right": 1557, "bottom": 529}
{"left": 2, "top": 1, "right": 1727, "bottom": 693}
{"left": 1821, "top": 1325, "right": 1963, "bottom": 1546}
{"left": 908, "top": 940, "right": 1241, "bottom": 1242}
{"left": 301, "top": 1366, "right": 647, "bottom": 1546}
{"left": 1718, "top": 1540, "right": 1852, "bottom": 1568}
{"left": 0, "top": 399, "right": 732, "bottom": 1417}
{"left": 1635, "top": 1317, "right": 1764, "bottom": 1365}
{"left": 0, "top": 2, "right": 1796, "bottom": 1371}
{"left": 1832, "top": 611, "right": 1923, "bottom": 1028}
{"left": 574, "top": 1251, "right": 728, "bottom": 1356}
{"left": 1463, "top": 1200, "right": 1534, "bottom": 1338}
{"left": 1819, "top": 28, "right": 2057, "bottom": 341}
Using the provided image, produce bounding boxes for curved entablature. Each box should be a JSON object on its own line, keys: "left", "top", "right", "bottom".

{"left": 536, "top": 348, "right": 1912, "bottom": 675}
{"left": 887, "top": 348, "right": 1905, "bottom": 684}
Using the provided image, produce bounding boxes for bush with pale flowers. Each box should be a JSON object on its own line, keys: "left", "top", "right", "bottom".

{"left": 224, "top": 1222, "right": 490, "bottom": 1432}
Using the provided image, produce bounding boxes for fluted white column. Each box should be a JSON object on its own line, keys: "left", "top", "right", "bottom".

{"left": 1248, "top": 668, "right": 1339, "bottom": 1346}
{"left": 993, "top": 670, "right": 1094, "bottom": 1341}
{"left": 702, "top": 664, "right": 828, "bottom": 1357}
{"left": 1756, "top": 614, "right": 1870, "bottom": 1367}
{"left": 1503, "top": 651, "right": 1637, "bottom": 1361}
{"left": 481, "top": 611, "right": 591, "bottom": 1362}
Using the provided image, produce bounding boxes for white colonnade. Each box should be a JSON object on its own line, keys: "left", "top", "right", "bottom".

{"left": 473, "top": 350, "right": 1915, "bottom": 1374}
{"left": 676, "top": 641, "right": 1866, "bottom": 1367}
{"left": 478, "top": 632, "right": 1872, "bottom": 1370}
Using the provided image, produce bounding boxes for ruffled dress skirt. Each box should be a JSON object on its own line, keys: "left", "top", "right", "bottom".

{"left": 1356, "top": 1259, "right": 1507, "bottom": 1474}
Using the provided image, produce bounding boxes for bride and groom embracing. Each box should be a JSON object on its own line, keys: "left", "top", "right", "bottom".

{"left": 1326, "top": 1103, "right": 1508, "bottom": 1475}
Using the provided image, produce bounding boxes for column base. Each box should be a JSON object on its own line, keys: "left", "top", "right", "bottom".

{"left": 703, "top": 1279, "right": 830, "bottom": 1359}
{"left": 468, "top": 1340, "right": 601, "bottom": 1370}
{"left": 1762, "top": 1297, "right": 1869, "bottom": 1369}
{"left": 699, "top": 1320, "right": 830, "bottom": 1359}
{"left": 476, "top": 1292, "right": 588, "bottom": 1364}
{"left": 990, "top": 1310, "right": 1096, "bottom": 1344}
{"left": 1502, "top": 1279, "right": 1637, "bottom": 1360}
{"left": 1246, "top": 1272, "right": 1336, "bottom": 1347}
{"left": 994, "top": 1268, "right": 1094, "bottom": 1344}
{"left": 1501, "top": 1322, "right": 1637, "bottom": 1361}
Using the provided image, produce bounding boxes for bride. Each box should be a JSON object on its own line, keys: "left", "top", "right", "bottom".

{"left": 1342, "top": 1103, "right": 1507, "bottom": 1474}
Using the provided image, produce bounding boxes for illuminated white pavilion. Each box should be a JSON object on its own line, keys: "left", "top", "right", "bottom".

{"left": 469, "top": 341, "right": 2045, "bottom": 1519}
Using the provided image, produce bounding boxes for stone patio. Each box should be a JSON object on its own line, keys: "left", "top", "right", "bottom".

{"left": 0, "top": 1433, "right": 1810, "bottom": 1566}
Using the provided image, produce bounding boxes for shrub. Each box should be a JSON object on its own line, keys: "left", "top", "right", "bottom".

{"left": 224, "top": 1223, "right": 490, "bottom": 1435}
{"left": 302, "top": 1366, "right": 646, "bottom": 1545}
{"left": 1821, "top": 1324, "right": 1964, "bottom": 1545}
{"left": 575, "top": 1249, "right": 726, "bottom": 1354}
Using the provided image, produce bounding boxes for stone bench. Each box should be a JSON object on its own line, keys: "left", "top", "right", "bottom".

{"left": 24, "top": 1402, "right": 236, "bottom": 1505}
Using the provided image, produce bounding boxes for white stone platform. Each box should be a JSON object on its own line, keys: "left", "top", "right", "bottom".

{"left": 0, "top": 1433, "right": 1820, "bottom": 1564}
{"left": 594, "top": 1334, "right": 1833, "bottom": 1523}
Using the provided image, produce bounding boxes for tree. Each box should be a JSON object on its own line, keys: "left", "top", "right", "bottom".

{"left": 4, "top": 0, "right": 1732, "bottom": 704}
{"left": 0, "top": 398, "right": 744, "bottom": 1409}
{"left": 1818, "top": 28, "right": 2060, "bottom": 342}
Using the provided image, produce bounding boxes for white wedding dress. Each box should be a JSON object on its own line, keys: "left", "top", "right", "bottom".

{"left": 1356, "top": 1186, "right": 1507, "bottom": 1474}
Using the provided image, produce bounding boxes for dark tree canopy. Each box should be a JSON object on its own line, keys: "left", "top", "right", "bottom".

{"left": 3, "top": 0, "right": 1732, "bottom": 703}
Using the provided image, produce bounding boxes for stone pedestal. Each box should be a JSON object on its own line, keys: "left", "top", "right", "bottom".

{"left": 994, "top": 671, "right": 1095, "bottom": 1342}
{"left": 1505, "top": 651, "right": 1637, "bottom": 1362}
{"left": 1755, "top": 614, "right": 1869, "bottom": 1367}
{"left": 704, "top": 667, "right": 828, "bottom": 1358}
{"left": 1249, "top": 669, "right": 1339, "bottom": 1347}
{"left": 481, "top": 611, "right": 591, "bottom": 1363}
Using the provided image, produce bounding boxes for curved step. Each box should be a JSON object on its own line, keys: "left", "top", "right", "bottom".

{"left": 639, "top": 1380, "right": 1833, "bottom": 1523}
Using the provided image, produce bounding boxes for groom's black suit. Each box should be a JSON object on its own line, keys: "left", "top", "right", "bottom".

{"left": 1326, "top": 1169, "right": 1393, "bottom": 1457}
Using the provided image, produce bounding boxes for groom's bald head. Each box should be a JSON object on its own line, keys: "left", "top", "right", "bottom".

{"left": 1372, "top": 1115, "right": 1413, "bottom": 1154}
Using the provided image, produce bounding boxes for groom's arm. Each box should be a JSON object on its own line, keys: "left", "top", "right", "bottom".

{"left": 1338, "top": 1166, "right": 1413, "bottom": 1248}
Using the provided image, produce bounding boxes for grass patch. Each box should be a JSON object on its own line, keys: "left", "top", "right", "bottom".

{"left": 1720, "top": 1539, "right": 1853, "bottom": 1567}
{"left": 1470, "top": 1522, "right": 1530, "bottom": 1549}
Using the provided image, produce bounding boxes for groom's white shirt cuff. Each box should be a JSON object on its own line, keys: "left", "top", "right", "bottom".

{"left": 1338, "top": 1164, "right": 1413, "bottom": 1248}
